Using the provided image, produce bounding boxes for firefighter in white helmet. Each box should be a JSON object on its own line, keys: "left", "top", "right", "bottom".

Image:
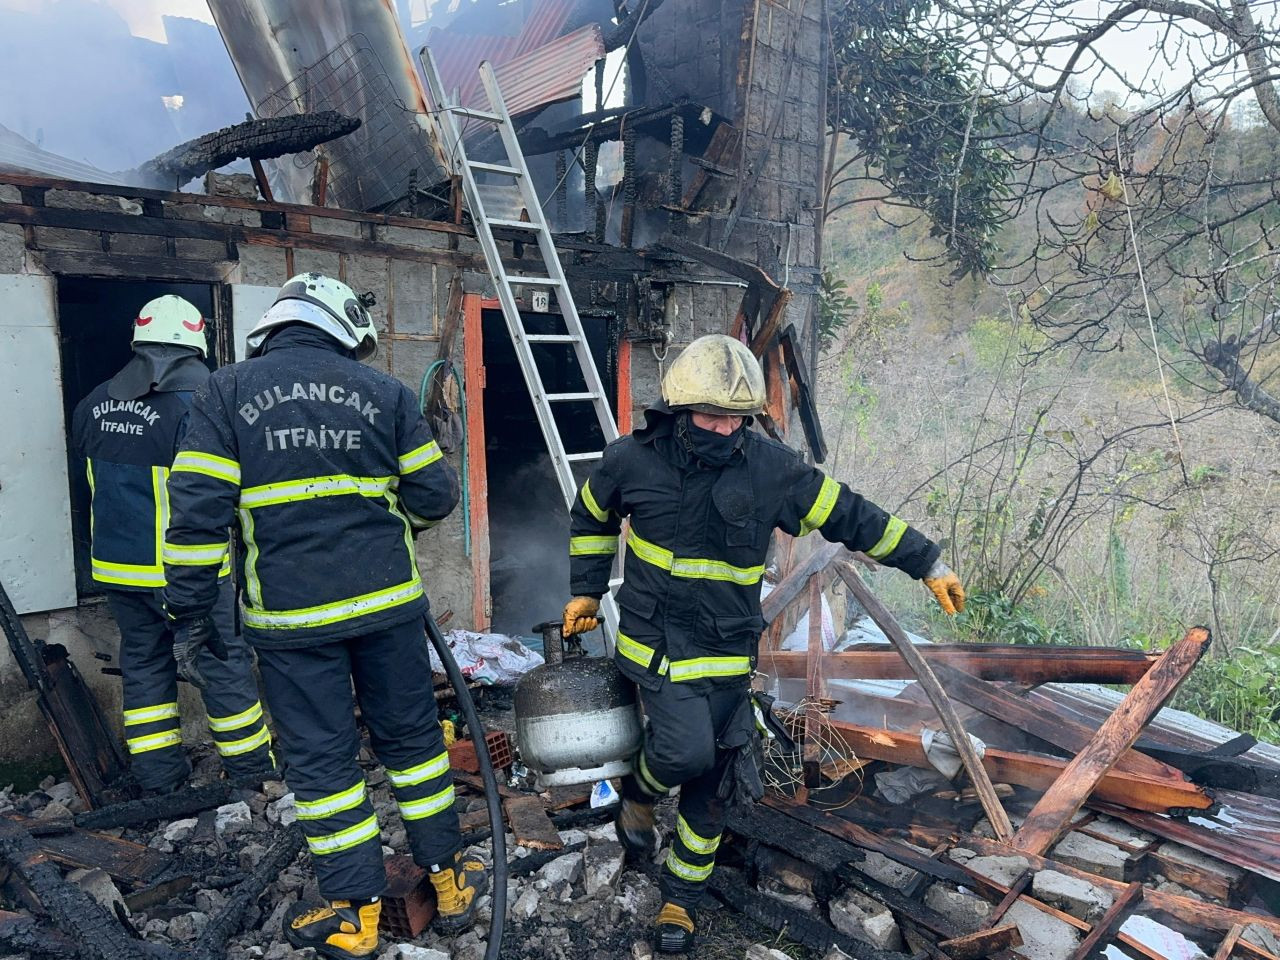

{"left": 563, "top": 334, "right": 965, "bottom": 953}
{"left": 70, "top": 295, "right": 275, "bottom": 794}
{"left": 162, "top": 274, "right": 483, "bottom": 958}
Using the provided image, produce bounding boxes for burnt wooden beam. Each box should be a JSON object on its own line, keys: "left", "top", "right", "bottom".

{"left": 0, "top": 910, "right": 80, "bottom": 957}
{"left": 192, "top": 825, "right": 304, "bottom": 958}
{"left": 2, "top": 815, "right": 168, "bottom": 888}
{"left": 759, "top": 645, "right": 1159, "bottom": 685}
{"left": 927, "top": 661, "right": 1190, "bottom": 783}
{"left": 0, "top": 818, "right": 173, "bottom": 960}
{"left": 502, "top": 797, "right": 564, "bottom": 851}
{"left": 75, "top": 781, "right": 234, "bottom": 831}
{"left": 657, "top": 233, "right": 779, "bottom": 291}
{"left": 727, "top": 801, "right": 865, "bottom": 874}
{"left": 0, "top": 582, "right": 129, "bottom": 810}
{"left": 1066, "top": 881, "right": 1142, "bottom": 960}
{"left": 1011, "top": 626, "right": 1212, "bottom": 855}
{"left": 827, "top": 721, "right": 1214, "bottom": 814}
{"left": 762, "top": 795, "right": 974, "bottom": 885}
{"left": 836, "top": 560, "right": 1013, "bottom": 841}
{"left": 938, "top": 924, "right": 1023, "bottom": 960}
{"left": 710, "top": 865, "right": 911, "bottom": 960}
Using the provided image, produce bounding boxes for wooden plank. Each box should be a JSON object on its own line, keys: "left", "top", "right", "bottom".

{"left": 759, "top": 645, "right": 1159, "bottom": 685}
{"left": 2, "top": 814, "right": 168, "bottom": 887}
{"left": 938, "top": 924, "right": 1023, "bottom": 960}
{"left": 1213, "top": 925, "right": 1246, "bottom": 960}
{"left": 928, "top": 661, "right": 1188, "bottom": 783}
{"left": 1011, "top": 627, "right": 1212, "bottom": 855}
{"left": 828, "top": 721, "right": 1214, "bottom": 813}
{"left": 1236, "top": 938, "right": 1280, "bottom": 960}
{"left": 987, "top": 870, "right": 1033, "bottom": 926}
{"left": 835, "top": 559, "right": 1014, "bottom": 842}
{"left": 1066, "top": 881, "right": 1142, "bottom": 960}
{"left": 749, "top": 286, "right": 793, "bottom": 357}
{"left": 502, "top": 796, "right": 564, "bottom": 851}
{"left": 956, "top": 833, "right": 1280, "bottom": 939}
{"left": 759, "top": 541, "right": 842, "bottom": 627}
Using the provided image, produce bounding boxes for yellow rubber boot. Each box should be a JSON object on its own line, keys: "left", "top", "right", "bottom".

{"left": 430, "top": 851, "right": 489, "bottom": 932}
{"left": 655, "top": 902, "right": 696, "bottom": 954}
{"left": 283, "top": 898, "right": 380, "bottom": 959}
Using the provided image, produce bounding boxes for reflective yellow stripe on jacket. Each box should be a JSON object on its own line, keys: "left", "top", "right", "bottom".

{"left": 800, "top": 475, "right": 840, "bottom": 535}
{"left": 87, "top": 463, "right": 171, "bottom": 587}
{"left": 626, "top": 529, "right": 764, "bottom": 586}
{"left": 616, "top": 632, "right": 751, "bottom": 683}
{"left": 242, "top": 578, "right": 424, "bottom": 631}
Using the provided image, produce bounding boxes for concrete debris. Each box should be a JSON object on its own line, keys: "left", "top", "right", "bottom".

{"left": 631, "top": 941, "right": 654, "bottom": 960}
{"left": 1031, "top": 869, "right": 1114, "bottom": 921}
{"left": 1004, "top": 899, "right": 1081, "bottom": 960}
{"left": 745, "top": 946, "right": 792, "bottom": 960}
{"left": 513, "top": 886, "right": 541, "bottom": 919}
{"left": 821, "top": 949, "right": 853, "bottom": 960}
{"left": 949, "top": 848, "right": 1032, "bottom": 886}
{"left": 67, "top": 867, "right": 126, "bottom": 915}
{"left": 215, "top": 800, "right": 254, "bottom": 838}
{"left": 167, "top": 911, "right": 210, "bottom": 942}
{"left": 758, "top": 876, "right": 818, "bottom": 913}
{"left": 1049, "top": 832, "right": 1130, "bottom": 881}
{"left": 387, "top": 946, "right": 451, "bottom": 960}
{"left": 538, "top": 851, "right": 585, "bottom": 886}
{"left": 583, "top": 839, "right": 626, "bottom": 897}
{"left": 829, "top": 887, "right": 903, "bottom": 951}
{"left": 163, "top": 817, "right": 198, "bottom": 842}
{"left": 924, "top": 884, "right": 993, "bottom": 934}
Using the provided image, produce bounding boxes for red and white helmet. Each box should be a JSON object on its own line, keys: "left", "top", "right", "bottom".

{"left": 132, "top": 295, "right": 208, "bottom": 357}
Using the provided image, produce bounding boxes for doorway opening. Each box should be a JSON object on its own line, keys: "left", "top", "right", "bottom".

{"left": 57, "top": 277, "right": 219, "bottom": 598}
{"left": 481, "top": 306, "right": 615, "bottom": 637}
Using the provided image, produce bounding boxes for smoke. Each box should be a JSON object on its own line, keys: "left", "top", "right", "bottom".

{"left": 486, "top": 456, "right": 576, "bottom": 637}
{"left": 0, "top": 0, "right": 246, "bottom": 174}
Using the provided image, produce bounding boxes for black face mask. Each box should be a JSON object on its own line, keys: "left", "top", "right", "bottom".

{"left": 679, "top": 413, "right": 743, "bottom": 467}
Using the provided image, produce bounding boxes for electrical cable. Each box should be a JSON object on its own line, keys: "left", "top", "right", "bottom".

{"left": 419, "top": 359, "right": 470, "bottom": 556}
{"left": 424, "top": 612, "right": 506, "bottom": 960}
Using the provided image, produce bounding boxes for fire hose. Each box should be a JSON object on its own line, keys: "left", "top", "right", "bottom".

{"left": 424, "top": 612, "right": 506, "bottom": 960}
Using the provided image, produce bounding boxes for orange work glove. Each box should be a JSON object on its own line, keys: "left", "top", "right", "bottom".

{"left": 562, "top": 596, "right": 601, "bottom": 636}
{"left": 923, "top": 561, "right": 966, "bottom": 615}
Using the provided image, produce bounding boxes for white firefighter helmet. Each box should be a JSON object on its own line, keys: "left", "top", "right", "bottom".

{"left": 660, "top": 334, "right": 766, "bottom": 416}
{"left": 245, "top": 273, "right": 378, "bottom": 359}
{"left": 131, "top": 295, "right": 208, "bottom": 357}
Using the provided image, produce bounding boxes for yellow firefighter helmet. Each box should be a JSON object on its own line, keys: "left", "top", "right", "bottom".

{"left": 660, "top": 334, "right": 766, "bottom": 416}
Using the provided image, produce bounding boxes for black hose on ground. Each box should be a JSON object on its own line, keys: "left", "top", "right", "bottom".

{"left": 424, "top": 613, "right": 506, "bottom": 960}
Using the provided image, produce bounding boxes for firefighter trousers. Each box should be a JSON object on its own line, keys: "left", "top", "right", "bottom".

{"left": 255, "top": 616, "right": 461, "bottom": 900}
{"left": 622, "top": 676, "right": 750, "bottom": 910}
{"left": 105, "top": 580, "right": 274, "bottom": 792}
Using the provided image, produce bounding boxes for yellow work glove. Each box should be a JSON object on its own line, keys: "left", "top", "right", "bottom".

{"left": 563, "top": 596, "right": 601, "bottom": 636}
{"left": 923, "top": 561, "right": 966, "bottom": 615}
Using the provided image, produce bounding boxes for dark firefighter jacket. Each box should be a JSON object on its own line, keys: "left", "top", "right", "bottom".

{"left": 71, "top": 383, "right": 230, "bottom": 590}
{"left": 163, "top": 326, "right": 459, "bottom": 647}
{"left": 569, "top": 405, "right": 941, "bottom": 690}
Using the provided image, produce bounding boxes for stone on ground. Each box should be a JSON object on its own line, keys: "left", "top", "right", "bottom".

{"left": 1031, "top": 869, "right": 1114, "bottom": 921}
{"left": 387, "top": 946, "right": 450, "bottom": 960}
{"left": 215, "top": 801, "right": 253, "bottom": 838}
{"left": 828, "top": 886, "right": 903, "bottom": 950}
{"left": 67, "top": 867, "right": 126, "bottom": 914}
{"left": 584, "top": 839, "right": 626, "bottom": 897}
{"left": 923, "top": 883, "right": 993, "bottom": 934}
{"left": 1050, "top": 832, "right": 1130, "bottom": 881}
{"left": 1005, "top": 899, "right": 1081, "bottom": 960}
{"left": 163, "top": 818, "right": 198, "bottom": 842}
{"left": 746, "top": 946, "right": 791, "bottom": 960}
{"left": 538, "top": 851, "right": 584, "bottom": 886}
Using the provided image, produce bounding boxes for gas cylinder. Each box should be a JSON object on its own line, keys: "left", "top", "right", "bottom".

{"left": 514, "top": 622, "right": 641, "bottom": 789}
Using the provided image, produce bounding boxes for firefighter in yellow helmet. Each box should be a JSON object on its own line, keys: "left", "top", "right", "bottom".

{"left": 70, "top": 296, "right": 275, "bottom": 793}
{"left": 563, "top": 334, "right": 964, "bottom": 954}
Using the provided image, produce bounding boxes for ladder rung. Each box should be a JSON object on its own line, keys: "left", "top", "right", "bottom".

{"left": 449, "top": 106, "right": 502, "bottom": 122}
{"left": 566, "top": 451, "right": 604, "bottom": 462}
{"left": 510, "top": 276, "right": 559, "bottom": 286}
{"left": 525, "top": 334, "right": 579, "bottom": 343}
{"left": 545, "top": 392, "right": 600, "bottom": 402}
{"left": 469, "top": 160, "right": 521, "bottom": 176}
{"left": 488, "top": 217, "right": 541, "bottom": 231}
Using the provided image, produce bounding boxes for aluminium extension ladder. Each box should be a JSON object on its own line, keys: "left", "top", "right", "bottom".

{"left": 419, "top": 49, "right": 621, "bottom": 651}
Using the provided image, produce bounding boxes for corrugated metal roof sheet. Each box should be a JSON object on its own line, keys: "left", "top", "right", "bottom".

{"left": 427, "top": 0, "right": 599, "bottom": 115}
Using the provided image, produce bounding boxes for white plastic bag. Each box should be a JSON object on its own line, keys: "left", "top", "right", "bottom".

{"left": 429, "top": 630, "right": 544, "bottom": 685}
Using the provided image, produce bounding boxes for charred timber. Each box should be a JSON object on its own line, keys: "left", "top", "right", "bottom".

{"left": 75, "top": 781, "right": 236, "bottom": 831}
{"left": 0, "top": 818, "right": 174, "bottom": 960}
{"left": 192, "top": 825, "right": 304, "bottom": 957}
{"left": 710, "top": 865, "right": 911, "bottom": 960}
{"left": 0, "top": 911, "right": 80, "bottom": 958}
{"left": 132, "top": 112, "right": 361, "bottom": 188}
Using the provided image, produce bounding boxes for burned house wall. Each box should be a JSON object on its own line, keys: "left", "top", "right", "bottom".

{"left": 0, "top": 176, "right": 487, "bottom": 760}
{"left": 626, "top": 0, "right": 827, "bottom": 441}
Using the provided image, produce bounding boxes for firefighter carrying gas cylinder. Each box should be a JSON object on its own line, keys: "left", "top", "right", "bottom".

{"left": 562, "top": 334, "right": 966, "bottom": 954}
{"left": 70, "top": 296, "right": 275, "bottom": 794}
{"left": 162, "top": 274, "right": 486, "bottom": 960}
